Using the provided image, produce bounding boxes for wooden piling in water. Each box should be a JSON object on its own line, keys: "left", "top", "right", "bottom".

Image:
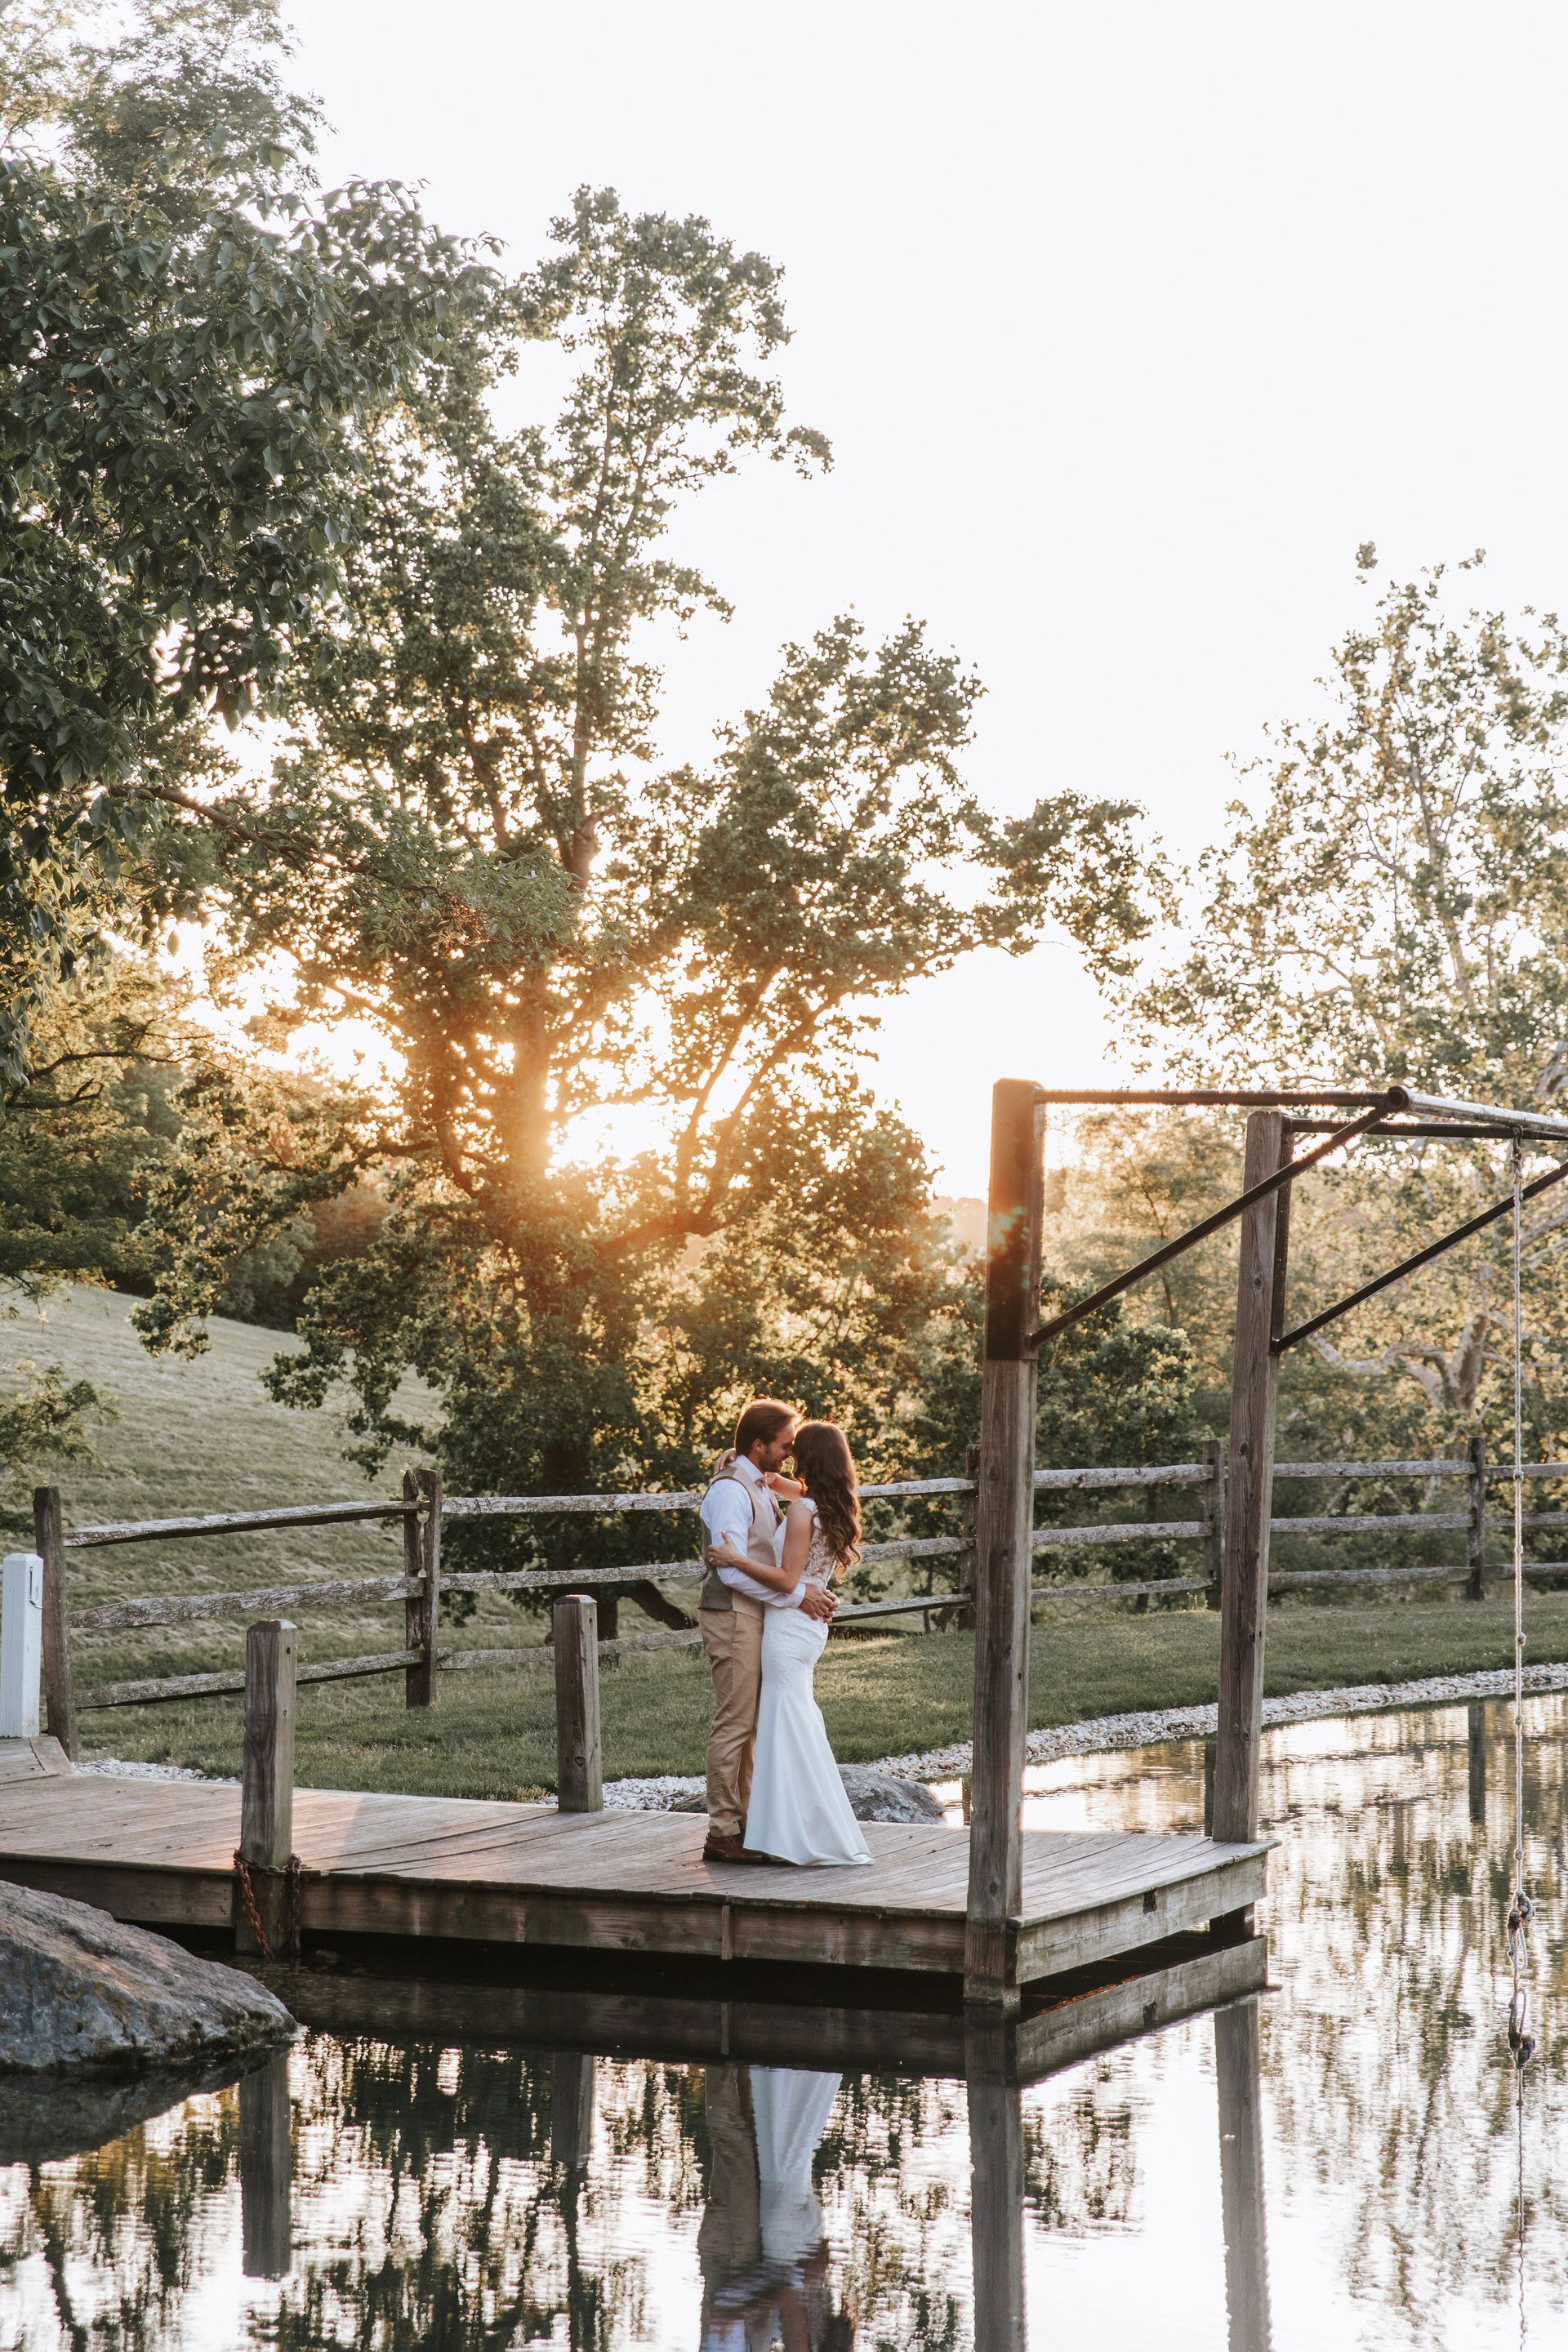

{"left": 554, "top": 1594, "right": 603, "bottom": 1812}
{"left": 1213, "top": 1111, "right": 1290, "bottom": 1848}
{"left": 965, "top": 1078, "right": 1045, "bottom": 2008}
{"left": 1214, "top": 1997, "right": 1272, "bottom": 2352}
{"left": 237, "top": 1620, "right": 297, "bottom": 1958}
{"left": 965, "top": 2012, "right": 1027, "bottom": 2349}
{"left": 239, "top": 2050, "right": 292, "bottom": 2279}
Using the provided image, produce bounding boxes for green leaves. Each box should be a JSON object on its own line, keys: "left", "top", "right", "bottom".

{"left": 0, "top": 0, "right": 495, "bottom": 1079}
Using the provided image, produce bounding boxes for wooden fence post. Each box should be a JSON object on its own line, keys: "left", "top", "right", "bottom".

{"left": 954, "top": 1440, "right": 982, "bottom": 1630}
{"left": 1213, "top": 1111, "right": 1291, "bottom": 1848}
{"left": 237, "top": 1619, "right": 297, "bottom": 1958}
{"left": 239, "top": 2049, "right": 292, "bottom": 2279}
{"left": 965, "top": 1077, "right": 1045, "bottom": 2009}
{"left": 1202, "top": 1438, "right": 1227, "bottom": 1611}
{"left": 404, "top": 1466, "right": 443, "bottom": 1706}
{"left": 1214, "top": 1998, "right": 1272, "bottom": 2352}
{"left": 554, "top": 1594, "right": 603, "bottom": 1811}
{"left": 31, "top": 1486, "right": 76, "bottom": 1761}
{"left": 1466, "top": 1432, "right": 1488, "bottom": 1601}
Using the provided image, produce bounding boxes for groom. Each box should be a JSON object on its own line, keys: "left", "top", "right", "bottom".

{"left": 697, "top": 1396, "right": 837, "bottom": 1865}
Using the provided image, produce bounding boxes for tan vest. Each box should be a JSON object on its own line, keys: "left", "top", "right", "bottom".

{"left": 699, "top": 1464, "right": 781, "bottom": 1611}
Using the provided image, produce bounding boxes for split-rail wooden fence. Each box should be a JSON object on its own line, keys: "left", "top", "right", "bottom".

{"left": 28, "top": 1439, "right": 1568, "bottom": 1769}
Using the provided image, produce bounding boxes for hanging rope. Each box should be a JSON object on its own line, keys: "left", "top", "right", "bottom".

{"left": 1508, "top": 1138, "right": 1535, "bottom": 2070}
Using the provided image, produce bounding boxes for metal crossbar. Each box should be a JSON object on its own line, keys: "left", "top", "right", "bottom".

{"left": 1031, "top": 1095, "right": 1401, "bottom": 1348}
{"left": 1276, "top": 1157, "right": 1568, "bottom": 1353}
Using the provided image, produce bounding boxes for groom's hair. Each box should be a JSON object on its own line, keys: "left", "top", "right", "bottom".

{"left": 733, "top": 1397, "right": 799, "bottom": 1458}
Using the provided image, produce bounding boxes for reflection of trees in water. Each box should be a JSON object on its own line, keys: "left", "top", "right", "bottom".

{"left": 1022, "top": 2055, "right": 1138, "bottom": 2231}
{"left": 1253, "top": 1701, "right": 1568, "bottom": 2343}
{"left": 7, "top": 2041, "right": 1088, "bottom": 2350}
{"left": 1, "top": 2091, "right": 235, "bottom": 2352}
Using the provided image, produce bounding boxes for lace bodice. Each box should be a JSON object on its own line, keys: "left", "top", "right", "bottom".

{"left": 800, "top": 1499, "right": 835, "bottom": 1586}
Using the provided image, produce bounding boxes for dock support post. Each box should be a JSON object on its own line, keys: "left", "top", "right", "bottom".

{"left": 965, "top": 1077, "right": 1045, "bottom": 2008}
{"left": 237, "top": 1620, "right": 298, "bottom": 1958}
{"left": 1213, "top": 1111, "right": 1290, "bottom": 1850}
{"left": 403, "top": 1466, "right": 443, "bottom": 1706}
{"left": 239, "top": 2050, "right": 292, "bottom": 2279}
{"left": 1214, "top": 1998, "right": 1272, "bottom": 2351}
{"left": 1202, "top": 1438, "right": 1227, "bottom": 1610}
{"left": 32, "top": 1487, "right": 76, "bottom": 1760}
{"left": 966, "top": 2015, "right": 1027, "bottom": 2350}
{"left": 555, "top": 1594, "right": 603, "bottom": 1812}
{"left": 1466, "top": 1432, "right": 1488, "bottom": 1600}
{"left": 0, "top": 1552, "right": 43, "bottom": 1738}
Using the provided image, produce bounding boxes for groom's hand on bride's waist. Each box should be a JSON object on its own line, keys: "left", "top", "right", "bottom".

{"left": 799, "top": 1584, "right": 837, "bottom": 1622}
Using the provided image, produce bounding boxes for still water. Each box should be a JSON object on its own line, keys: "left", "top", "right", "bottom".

{"left": 2, "top": 1691, "right": 1565, "bottom": 2350}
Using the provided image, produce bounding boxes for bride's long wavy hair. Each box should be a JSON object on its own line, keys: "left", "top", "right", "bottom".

{"left": 791, "top": 1419, "right": 862, "bottom": 1575}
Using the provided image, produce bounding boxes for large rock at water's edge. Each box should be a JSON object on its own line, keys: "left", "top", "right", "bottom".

{"left": 0, "top": 1880, "right": 296, "bottom": 2075}
{"left": 673, "top": 1767, "right": 945, "bottom": 1825}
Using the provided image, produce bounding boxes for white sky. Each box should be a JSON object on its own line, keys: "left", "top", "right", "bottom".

{"left": 278, "top": 0, "right": 1568, "bottom": 1191}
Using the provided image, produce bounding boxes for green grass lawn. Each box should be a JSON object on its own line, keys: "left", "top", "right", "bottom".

{"left": 78, "top": 1591, "right": 1568, "bottom": 1797}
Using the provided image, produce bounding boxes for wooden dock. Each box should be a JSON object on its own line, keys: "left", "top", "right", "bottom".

{"left": 0, "top": 1739, "right": 1266, "bottom": 1986}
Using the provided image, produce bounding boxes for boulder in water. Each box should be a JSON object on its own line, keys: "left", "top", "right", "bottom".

{"left": 0, "top": 1880, "right": 296, "bottom": 2075}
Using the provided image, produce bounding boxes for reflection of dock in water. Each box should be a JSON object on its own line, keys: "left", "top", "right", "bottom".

{"left": 234, "top": 1924, "right": 1271, "bottom": 2346}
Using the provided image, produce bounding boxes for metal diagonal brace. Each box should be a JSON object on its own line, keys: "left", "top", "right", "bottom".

{"left": 1275, "top": 1156, "right": 1568, "bottom": 1354}
{"left": 1030, "top": 1094, "right": 1402, "bottom": 1348}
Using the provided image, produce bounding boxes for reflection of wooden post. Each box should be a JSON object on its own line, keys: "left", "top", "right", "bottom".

{"left": 555, "top": 1595, "right": 603, "bottom": 1811}
{"left": 1466, "top": 1433, "right": 1488, "bottom": 1601}
{"left": 32, "top": 1487, "right": 76, "bottom": 1760}
{"left": 239, "top": 2051, "right": 292, "bottom": 2279}
{"left": 1204, "top": 1735, "right": 1217, "bottom": 1835}
{"left": 1215, "top": 1999, "right": 1272, "bottom": 2352}
{"left": 965, "top": 2016, "right": 1026, "bottom": 2351}
{"left": 1468, "top": 1701, "right": 1488, "bottom": 1826}
{"left": 550, "top": 2050, "right": 596, "bottom": 2170}
{"left": 237, "top": 1621, "right": 296, "bottom": 1958}
{"left": 403, "top": 1467, "right": 443, "bottom": 1706}
{"left": 966, "top": 1079, "right": 1045, "bottom": 2008}
{"left": 1214, "top": 1114, "right": 1290, "bottom": 1848}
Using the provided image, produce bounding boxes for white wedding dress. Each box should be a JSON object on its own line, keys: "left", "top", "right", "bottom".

{"left": 744, "top": 1503, "right": 871, "bottom": 1867}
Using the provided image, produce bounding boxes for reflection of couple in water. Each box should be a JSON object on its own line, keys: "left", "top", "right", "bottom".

{"left": 698, "top": 2065, "right": 854, "bottom": 2350}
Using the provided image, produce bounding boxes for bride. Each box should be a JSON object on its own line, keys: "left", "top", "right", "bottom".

{"left": 739, "top": 1419, "right": 871, "bottom": 1869}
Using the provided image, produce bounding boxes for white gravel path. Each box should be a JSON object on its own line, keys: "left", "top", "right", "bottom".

{"left": 77, "top": 1658, "right": 1568, "bottom": 1802}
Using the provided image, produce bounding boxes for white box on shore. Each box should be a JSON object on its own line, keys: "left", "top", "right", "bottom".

{"left": 0, "top": 1551, "right": 44, "bottom": 1739}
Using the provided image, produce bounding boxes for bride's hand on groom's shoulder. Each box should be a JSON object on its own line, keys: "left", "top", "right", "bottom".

{"left": 763, "top": 1472, "right": 804, "bottom": 1499}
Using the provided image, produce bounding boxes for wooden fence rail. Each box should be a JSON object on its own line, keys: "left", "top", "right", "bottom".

{"left": 33, "top": 1445, "right": 1568, "bottom": 1757}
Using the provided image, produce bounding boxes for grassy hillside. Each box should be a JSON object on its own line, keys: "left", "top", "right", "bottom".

{"left": 9, "top": 1284, "right": 1568, "bottom": 1794}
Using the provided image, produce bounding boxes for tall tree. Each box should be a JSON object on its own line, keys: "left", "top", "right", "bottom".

{"left": 165, "top": 190, "right": 1157, "bottom": 1574}
{"left": 0, "top": 0, "right": 486, "bottom": 1076}
{"left": 1126, "top": 552, "right": 1568, "bottom": 1453}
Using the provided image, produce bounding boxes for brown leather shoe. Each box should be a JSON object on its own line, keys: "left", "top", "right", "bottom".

{"left": 702, "top": 1833, "right": 772, "bottom": 1865}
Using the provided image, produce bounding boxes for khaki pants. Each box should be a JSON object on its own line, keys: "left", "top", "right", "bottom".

{"left": 699, "top": 1594, "right": 764, "bottom": 1841}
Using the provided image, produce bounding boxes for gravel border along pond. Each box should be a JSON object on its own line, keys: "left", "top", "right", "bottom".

{"left": 78, "top": 1658, "right": 1568, "bottom": 1806}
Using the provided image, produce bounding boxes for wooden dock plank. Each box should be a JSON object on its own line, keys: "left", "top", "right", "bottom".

{"left": 0, "top": 1774, "right": 1267, "bottom": 1984}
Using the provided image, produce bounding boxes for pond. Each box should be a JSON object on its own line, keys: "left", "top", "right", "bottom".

{"left": 2, "top": 1690, "right": 1562, "bottom": 2350}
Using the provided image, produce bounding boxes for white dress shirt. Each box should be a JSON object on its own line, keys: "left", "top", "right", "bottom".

{"left": 699, "top": 1453, "right": 804, "bottom": 1609}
